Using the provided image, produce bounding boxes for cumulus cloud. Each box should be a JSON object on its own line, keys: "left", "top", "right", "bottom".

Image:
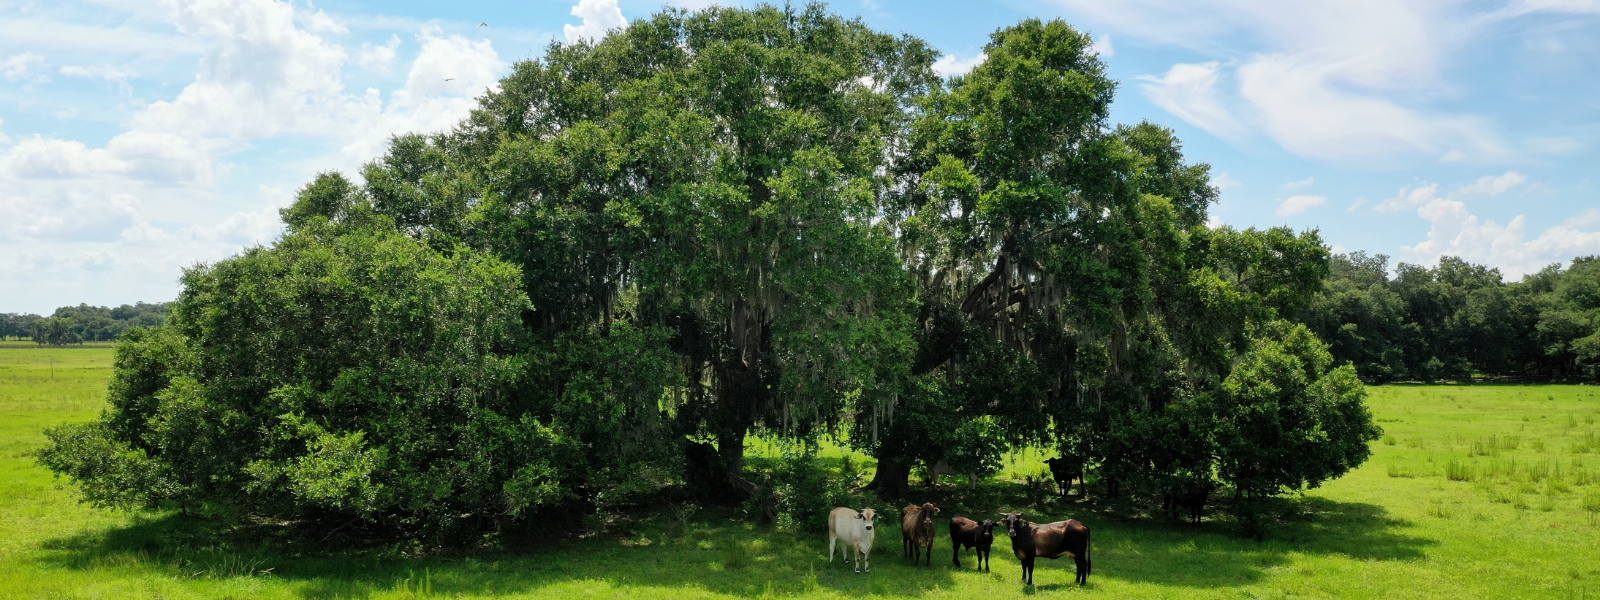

{"left": 2, "top": 52, "right": 47, "bottom": 81}
{"left": 1137, "top": 62, "right": 1244, "bottom": 139}
{"left": 1402, "top": 202, "right": 1600, "bottom": 278}
{"left": 356, "top": 34, "right": 402, "bottom": 74}
{"left": 0, "top": 0, "right": 510, "bottom": 311}
{"left": 1091, "top": 34, "right": 1114, "bottom": 58}
{"left": 1374, "top": 183, "right": 1442, "bottom": 213}
{"left": 1275, "top": 195, "right": 1327, "bottom": 218}
{"left": 1376, "top": 171, "right": 1532, "bottom": 215}
{"left": 1457, "top": 171, "right": 1528, "bottom": 196}
{"left": 933, "top": 53, "right": 986, "bottom": 77}
{"left": 563, "top": 0, "right": 627, "bottom": 44}
{"left": 1281, "top": 176, "right": 1314, "bottom": 190}
{"left": 0, "top": 192, "right": 144, "bottom": 243}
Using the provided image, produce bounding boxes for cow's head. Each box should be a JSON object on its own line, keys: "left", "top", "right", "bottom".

{"left": 859, "top": 508, "right": 878, "bottom": 530}
{"left": 921, "top": 502, "right": 940, "bottom": 517}
{"left": 999, "top": 512, "right": 1028, "bottom": 537}
{"left": 978, "top": 519, "right": 998, "bottom": 536}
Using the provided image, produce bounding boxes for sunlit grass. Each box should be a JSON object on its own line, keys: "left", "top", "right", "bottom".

{"left": 2, "top": 344, "right": 1599, "bottom": 598}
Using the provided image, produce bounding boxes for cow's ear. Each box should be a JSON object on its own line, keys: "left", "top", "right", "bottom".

{"left": 854, "top": 514, "right": 863, "bottom": 519}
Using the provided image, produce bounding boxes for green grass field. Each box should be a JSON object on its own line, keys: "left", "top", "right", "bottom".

{"left": 2, "top": 343, "right": 1599, "bottom": 599}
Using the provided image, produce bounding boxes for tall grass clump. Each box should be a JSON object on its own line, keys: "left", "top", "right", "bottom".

{"left": 393, "top": 569, "right": 434, "bottom": 599}
{"left": 1446, "top": 459, "right": 1476, "bottom": 482}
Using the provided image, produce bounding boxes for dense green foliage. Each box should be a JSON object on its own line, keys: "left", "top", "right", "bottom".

{"left": 40, "top": 4, "right": 1381, "bottom": 538}
{"left": 1302, "top": 253, "right": 1600, "bottom": 383}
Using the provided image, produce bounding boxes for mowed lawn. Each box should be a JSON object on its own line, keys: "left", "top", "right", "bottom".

{"left": 2, "top": 343, "right": 1599, "bottom": 599}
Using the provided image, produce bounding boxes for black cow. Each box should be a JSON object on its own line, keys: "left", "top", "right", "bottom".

{"left": 1162, "top": 483, "right": 1212, "bottom": 524}
{"left": 948, "top": 516, "right": 996, "bottom": 571}
{"left": 1000, "top": 512, "right": 1091, "bottom": 586}
{"left": 1044, "top": 457, "right": 1083, "bottom": 497}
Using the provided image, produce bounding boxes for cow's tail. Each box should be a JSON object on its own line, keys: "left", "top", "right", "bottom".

{"left": 1085, "top": 530, "right": 1092, "bottom": 580}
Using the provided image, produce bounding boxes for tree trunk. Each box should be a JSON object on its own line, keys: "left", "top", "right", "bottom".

{"left": 865, "top": 458, "right": 912, "bottom": 500}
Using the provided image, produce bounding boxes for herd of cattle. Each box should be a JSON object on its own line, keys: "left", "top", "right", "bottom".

{"left": 826, "top": 502, "right": 1091, "bottom": 586}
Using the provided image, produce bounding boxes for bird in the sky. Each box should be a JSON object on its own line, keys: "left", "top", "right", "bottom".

{"left": 478, "top": 22, "right": 488, "bottom": 27}
{"left": 444, "top": 78, "right": 455, "bottom": 82}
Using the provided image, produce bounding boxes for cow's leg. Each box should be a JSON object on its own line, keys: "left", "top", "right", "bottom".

{"left": 829, "top": 534, "right": 837, "bottom": 563}
{"left": 925, "top": 541, "right": 933, "bottom": 566}
{"left": 852, "top": 545, "right": 860, "bottom": 573}
{"left": 1075, "top": 555, "right": 1087, "bottom": 585}
{"left": 968, "top": 473, "right": 977, "bottom": 490}
{"left": 952, "top": 542, "right": 961, "bottom": 568}
{"left": 863, "top": 547, "right": 871, "bottom": 573}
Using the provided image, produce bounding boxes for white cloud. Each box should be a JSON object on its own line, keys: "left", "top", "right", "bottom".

{"left": 1457, "top": 171, "right": 1527, "bottom": 196}
{"left": 59, "top": 64, "right": 136, "bottom": 82}
{"left": 1402, "top": 202, "right": 1600, "bottom": 278}
{"left": 1211, "top": 171, "right": 1241, "bottom": 190}
{"left": 1348, "top": 198, "right": 1368, "bottom": 212}
{"left": 1374, "top": 183, "right": 1442, "bottom": 213}
{"left": 0, "top": 0, "right": 511, "bottom": 312}
{"left": 563, "top": 0, "right": 627, "bottom": 44}
{"left": 1281, "top": 176, "right": 1314, "bottom": 190}
{"left": 1515, "top": 0, "right": 1600, "bottom": 14}
{"left": 1050, "top": 0, "right": 1511, "bottom": 162}
{"left": 1376, "top": 171, "right": 1533, "bottom": 215}
{"left": 1091, "top": 34, "right": 1114, "bottom": 58}
{"left": 1236, "top": 53, "right": 1502, "bottom": 161}
{"left": 338, "top": 29, "right": 504, "bottom": 164}
{"left": 1137, "top": 62, "right": 1244, "bottom": 139}
{"left": 2, "top": 52, "right": 47, "bottom": 81}
{"left": 1205, "top": 214, "right": 1225, "bottom": 229}
{"left": 0, "top": 192, "right": 143, "bottom": 243}
{"left": 2, "top": 137, "right": 124, "bottom": 179}
{"left": 1275, "top": 195, "right": 1327, "bottom": 218}
{"left": 356, "top": 34, "right": 401, "bottom": 74}
{"left": 933, "top": 53, "right": 986, "bottom": 77}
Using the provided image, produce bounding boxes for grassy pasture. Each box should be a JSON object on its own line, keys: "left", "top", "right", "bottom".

{"left": 2, "top": 344, "right": 1599, "bottom": 599}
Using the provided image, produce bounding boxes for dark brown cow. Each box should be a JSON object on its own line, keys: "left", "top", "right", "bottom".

{"left": 1044, "top": 457, "right": 1083, "bottom": 497}
{"left": 1000, "top": 512, "right": 1091, "bottom": 586}
{"left": 1162, "top": 484, "right": 1212, "bottom": 524}
{"left": 901, "top": 502, "right": 939, "bottom": 566}
{"left": 948, "top": 516, "right": 996, "bottom": 572}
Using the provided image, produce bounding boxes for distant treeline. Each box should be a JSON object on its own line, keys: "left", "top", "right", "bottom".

{"left": 1301, "top": 253, "right": 1600, "bottom": 383}
{"left": 0, "top": 303, "right": 170, "bottom": 345}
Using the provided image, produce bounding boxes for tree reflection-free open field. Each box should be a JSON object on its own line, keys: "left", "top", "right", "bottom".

{"left": 2, "top": 343, "right": 1598, "bottom": 599}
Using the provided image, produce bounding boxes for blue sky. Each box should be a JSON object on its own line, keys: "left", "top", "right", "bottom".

{"left": 2, "top": 0, "right": 1598, "bottom": 314}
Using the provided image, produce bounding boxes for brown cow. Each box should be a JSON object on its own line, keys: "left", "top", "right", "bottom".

{"left": 948, "top": 516, "right": 996, "bottom": 572}
{"left": 901, "top": 502, "right": 939, "bottom": 566}
{"left": 999, "top": 512, "right": 1090, "bottom": 586}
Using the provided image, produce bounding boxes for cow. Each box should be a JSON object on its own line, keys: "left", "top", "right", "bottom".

{"left": 1044, "top": 457, "right": 1083, "bottom": 497}
{"left": 828, "top": 507, "right": 879, "bottom": 573}
{"left": 948, "top": 516, "right": 996, "bottom": 572}
{"left": 1162, "top": 483, "right": 1212, "bottom": 524}
{"left": 901, "top": 502, "right": 940, "bottom": 566}
{"left": 999, "top": 512, "right": 1091, "bottom": 586}
{"left": 926, "top": 459, "right": 979, "bottom": 489}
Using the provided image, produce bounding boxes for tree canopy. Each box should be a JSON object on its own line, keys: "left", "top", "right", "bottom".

{"left": 42, "top": 3, "right": 1384, "bottom": 538}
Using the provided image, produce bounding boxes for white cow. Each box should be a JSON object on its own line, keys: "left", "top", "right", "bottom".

{"left": 828, "top": 506, "right": 879, "bottom": 573}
